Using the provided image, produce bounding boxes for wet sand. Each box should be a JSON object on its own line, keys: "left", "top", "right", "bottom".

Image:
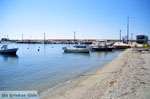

{"left": 42, "top": 49, "right": 150, "bottom": 99}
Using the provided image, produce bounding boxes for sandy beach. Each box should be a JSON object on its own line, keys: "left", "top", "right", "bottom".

{"left": 42, "top": 49, "right": 150, "bottom": 99}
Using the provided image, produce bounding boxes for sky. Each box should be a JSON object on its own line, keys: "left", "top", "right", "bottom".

{"left": 0, "top": 0, "right": 150, "bottom": 40}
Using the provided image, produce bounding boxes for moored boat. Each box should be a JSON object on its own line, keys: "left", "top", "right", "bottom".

{"left": 90, "top": 41, "right": 114, "bottom": 51}
{"left": 132, "top": 42, "right": 150, "bottom": 51}
{"left": 63, "top": 44, "right": 89, "bottom": 53}
{"left": 0, "top": 45, "right": 18, "bottom": 54}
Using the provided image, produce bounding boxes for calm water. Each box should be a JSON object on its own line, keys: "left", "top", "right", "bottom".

{"left": 0, "top": 43, "right": 123, "bottom": 94}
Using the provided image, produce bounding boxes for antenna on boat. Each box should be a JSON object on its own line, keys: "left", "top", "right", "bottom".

{"left": 22, "top": 34, "right": 23, "bottom": 41}
{"left": 44, "top": 32, "right": 46, "bottom": 44}
{"left": 127, "top": 16, "right": 130, "bottom": 44}
{"left": 120, "top": 30, "right": 122, "bottom": 42}
{"left": 74, "top": 31, "right": 76, "bottom": 42}
{"left": 131, "top": 33, "right": 133, "bottom": 45}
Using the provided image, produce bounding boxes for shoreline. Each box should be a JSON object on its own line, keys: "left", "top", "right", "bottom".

{"left": 39, "top": 50, "right": 123, "bottom": 98}
{"left": 40, "top": 49, "right": 128, "bottom": 99}
{"left": 41, "top": 49, "right": 150, "bottom": 99}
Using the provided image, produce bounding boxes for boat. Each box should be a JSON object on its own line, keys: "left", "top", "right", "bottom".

{"left": 113, "top": 42, "right": 131, "bottom": 49}
{"left": 0, "top": 45, "right": 18, "bottom": 54}
{"left": 90, "top": 41, "right": 114, "bottom": 51}
{"left": 62, "top": 31, "right": 90, "bottom": 53}
{"left": 132, "top": 42, "right": 150, "bottom": 51}
{"left": 63, "top": 44, "right": 89, "bottom": 53}
{"left": 107, "top": 42, "right": 115, "bottom": 46}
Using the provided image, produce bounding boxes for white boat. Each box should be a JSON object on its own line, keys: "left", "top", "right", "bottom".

{"left": 63, "top": 45, "right": 89, "bottom": 53}
{"left": 0, "top": 45, "right": 18, "bottom": 54}
{"left": 90, "top": 41, "right": 114, "bottom": 51}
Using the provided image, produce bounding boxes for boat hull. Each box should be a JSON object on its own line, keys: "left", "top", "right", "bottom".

{"left": 0, "top": 48, "right": 18, "bottom": 54}
{"left": 63, "top": 47, "right": 89, "bottom": 53}
{"left": 114, "top": 46, "right": 131, "bottom": 49}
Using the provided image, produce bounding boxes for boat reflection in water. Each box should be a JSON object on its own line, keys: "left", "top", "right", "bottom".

{"left": 63, "top": 52, "right": 90, "bottom": 56}
{"left": 0, "top": 54, "right": 19, "bottom": 63}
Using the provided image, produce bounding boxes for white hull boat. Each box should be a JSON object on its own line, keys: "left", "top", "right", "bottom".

{"left": 90, "top": 41, "right": 114, "bottom": 51}
{"left": 63, "top": 47, "right": 89, "bottom": 53}
{"left": 63, "top": 44, "right": 89, "bottom": 53}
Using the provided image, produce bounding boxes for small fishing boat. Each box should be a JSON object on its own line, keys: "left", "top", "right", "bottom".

{"left": 0, "top": 45, "right": 18, "bottom": 54}
{"left": 63, "top": 44, "right": 89, "bottom": 53}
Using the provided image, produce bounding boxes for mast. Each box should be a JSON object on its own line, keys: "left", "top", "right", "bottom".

{"left": 127, "top": 16, "right": 130, "bottom": 44}
{"left": 74, "top": 31, "right": 76, "bottom": 42}
{"left": 22, "top": 34, "right": 23, "bottom": 41}
{"left": 120, "top": 30, "right": 122, "bottom": 42}
{"left": 44, "top": 32, "right": 45, "bottom": 43}
{"left": 131, "top": 33, "right": 133, "bottom": 44}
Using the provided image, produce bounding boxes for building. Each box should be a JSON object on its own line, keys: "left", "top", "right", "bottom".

{"left": 136, "top": 35, "right": 148, "bottom": 44}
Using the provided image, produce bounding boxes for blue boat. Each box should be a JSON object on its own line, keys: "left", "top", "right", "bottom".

{"left": 0, "top": 45, "right": 18, "bottom": 54}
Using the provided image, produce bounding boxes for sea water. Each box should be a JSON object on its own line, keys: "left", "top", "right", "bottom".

{"left": 0, "top": 43, "right": 123, "bottom": 95}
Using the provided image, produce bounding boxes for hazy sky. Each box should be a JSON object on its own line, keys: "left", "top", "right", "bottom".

{"left": 0, "top": 0, "right": 150, "bottom": 40}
